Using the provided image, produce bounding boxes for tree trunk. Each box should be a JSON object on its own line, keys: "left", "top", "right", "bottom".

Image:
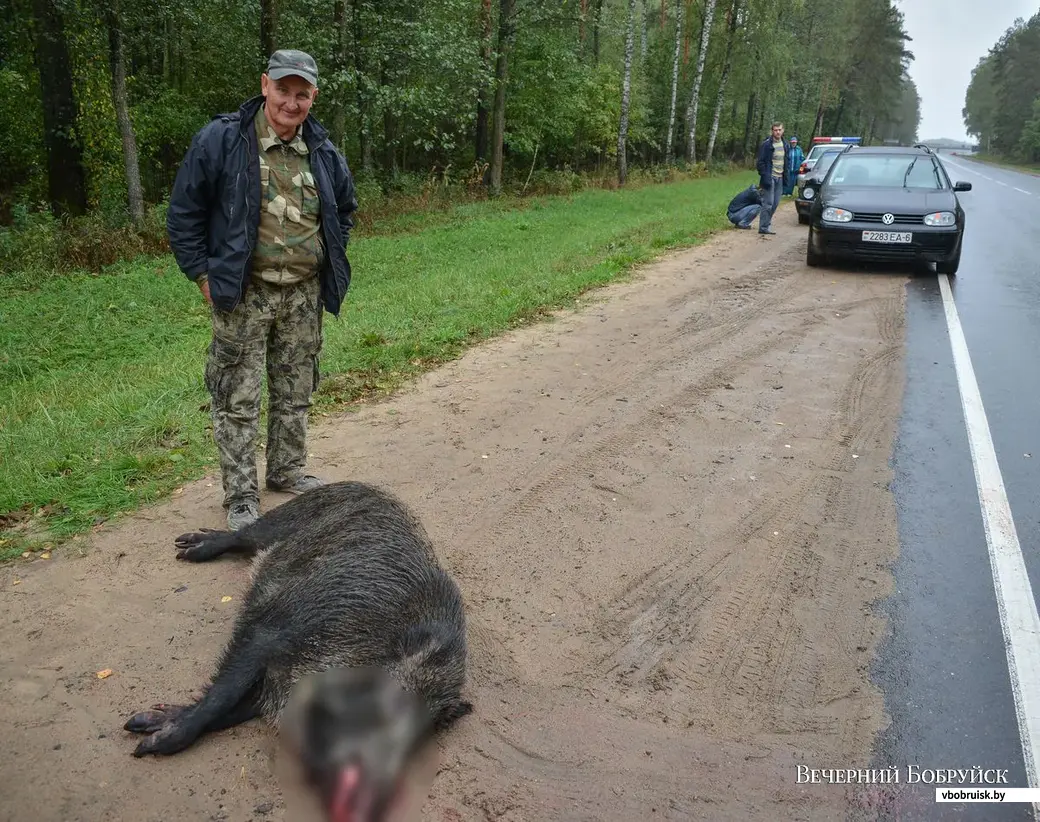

{"left": 832, "top": 92, "right": 846, "bottom": 134}
{"left": 592, "top": 0, "right": 605, "bottom": 64}
{"left": 105, "top": 0, "right": 144, "bottom": 227}
{"left": 353, "top": 2, "right": 374, "bottom": 174}
{"left": 31, "top": 0, "right": 87, "bottom": 217}
{"left": 475, "top": 0, "right": 493, "bottom": 161}
{"left": 742, "top": 92, "right": 756, "bottom": 159}
{"left": 664, "top": 0, "right": 683, "bottom": 163}
{"left": 260, "top": 0, "right": 278, "bottom": 61}
{"left": 618, "top": 0, "right": 636, "bottom": 185}
{"left": 705, "top": 0, "right": 739, "bottom": 164}
{"left": 640, "top": 0, "right": 648, "bottom": 62}
{"left": 683, "top": 0, "right": 718, "bottom": 163}
{"left": 330, "top": 0, "right": 349, "bottom": 151}
{"left": 809, "top": 80, "right": 830, "bottom": 142}
{"left": 382, "top": 63, "right": 397, "bottom": 179}
{"left": 790, "top": 15, "right": 815, "bottom": 140}
{"left": 488, "top": 0, "right": 516, "bottom": 195}
{"left": 161, "top": 14, "right": 170, "bottom": 85}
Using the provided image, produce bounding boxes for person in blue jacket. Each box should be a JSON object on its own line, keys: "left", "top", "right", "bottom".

{"left": 727, "top": 184, "right": 763, "bottom": 229}
{"left": 755, "top": 122, "right": 791, "bottom": 235}
{"left": 784, "top": 137, "right": 805, "bottom": 196}
{"left": 166, "top": 49, "right": 359, "bottom": 531}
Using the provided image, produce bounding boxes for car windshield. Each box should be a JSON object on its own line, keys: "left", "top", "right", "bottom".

{"left": 826, "top": 154, "right": 946, "bottom": 189}
{"left": 814, "top": 150, "right": 842, "bottom": 174}
{"left": 807, "top": 144, "right": 841, "bottom": 162}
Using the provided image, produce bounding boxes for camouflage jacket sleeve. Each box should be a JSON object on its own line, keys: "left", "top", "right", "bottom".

{"left": 166, "top": 124, "right": 220, "bottom": 280}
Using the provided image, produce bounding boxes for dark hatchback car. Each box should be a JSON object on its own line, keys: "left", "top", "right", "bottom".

{"left": 806, "top": 145, "right": 972, "bottom": 275}
{"left": 795, "top": 146, "right": 843, "bottom": 224}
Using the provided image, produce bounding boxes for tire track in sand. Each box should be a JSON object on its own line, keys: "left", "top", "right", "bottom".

{"left": 450, "top": 255, "right": 807, "bottom": 561}
{"left": 589, "top": 285, "right": 904, "bottom": 740}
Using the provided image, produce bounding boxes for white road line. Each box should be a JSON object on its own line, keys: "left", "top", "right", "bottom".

{"left": 945, "top": 158, "right": 1033, "bottom": 194}
{"left": 942, "top": 159, "right": 992, "bottom": 182}
{"left": 939, "top": 272, "right": 1040, "bottom": 818}
{"left": 948, "top": 160, "right": 1034, "bottom": 194}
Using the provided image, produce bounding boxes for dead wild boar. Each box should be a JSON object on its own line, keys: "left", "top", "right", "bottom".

{"left": 123, "top": 480, "right": 472, "bottom": 779}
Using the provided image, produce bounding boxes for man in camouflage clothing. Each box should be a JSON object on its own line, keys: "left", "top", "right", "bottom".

{"left": 167, "top": 49, "right": 358, "bottom": 530}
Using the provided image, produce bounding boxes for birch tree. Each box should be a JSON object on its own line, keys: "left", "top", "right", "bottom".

{"left": 664, "top": 0, "right": 683, "bottom": 163}
{"left": 684, "top": 0, "right": 718, "bottom": 162}
{"left": 475, "top": 0, "right": 494, "bottom": 162}
{"left": 617, "top": 0, "right": 636, "bottom": 184}
{"left": 705, "top": 0, "right": 740, "bottom": 164}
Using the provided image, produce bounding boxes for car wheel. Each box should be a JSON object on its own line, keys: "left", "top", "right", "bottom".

{"left": 936, "top": 247, "right": 961, "bottom": 276}
{"left": 806, "top": 229, "right": 824, "bottom": 267}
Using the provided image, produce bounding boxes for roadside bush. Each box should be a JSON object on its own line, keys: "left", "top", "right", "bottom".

{"left": 0, "top": 202, "right": 169, "bottom": 279}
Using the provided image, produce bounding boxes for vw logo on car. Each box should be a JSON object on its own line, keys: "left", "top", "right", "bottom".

{"left": 882, "top": 213, "right": 895, "bottom": 225}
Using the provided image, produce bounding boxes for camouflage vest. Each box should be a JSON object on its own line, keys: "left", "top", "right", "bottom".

{"left": 251, "top": 106, "right": 324, "bottom": 285}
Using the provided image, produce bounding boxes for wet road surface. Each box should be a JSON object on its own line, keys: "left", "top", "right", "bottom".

{"left": 867, "top": 151, "right": 1040, "bottom": 819}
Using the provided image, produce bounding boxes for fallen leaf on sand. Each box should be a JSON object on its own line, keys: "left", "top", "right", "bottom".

{"left": 221, "top": 596, "right": 233, "bottom": 603}
{"left": 96, "top": 669, "right": 113, "bottom": 679}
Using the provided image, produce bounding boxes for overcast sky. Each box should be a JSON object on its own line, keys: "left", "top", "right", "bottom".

{"left": 896, "top": 0, "right": 1039, "bottom": 141}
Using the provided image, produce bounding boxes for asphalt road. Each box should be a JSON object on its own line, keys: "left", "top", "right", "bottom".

{"left": 865, "top": 151, "right": 1040, "bottom": 820}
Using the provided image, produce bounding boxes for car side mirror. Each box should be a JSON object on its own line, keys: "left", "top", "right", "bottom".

{"left": 954, "top": 181, "right": 972, "bottom": 192}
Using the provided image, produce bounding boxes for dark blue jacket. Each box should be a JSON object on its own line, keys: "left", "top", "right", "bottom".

{"left": 166, "top": 95, "right": 358, "bottom": 316}
{"left": 755, "top": 136, "right": 792, "bottom": 189}
{"left": 727, "top": 185, "right": 762, "bottom": 218}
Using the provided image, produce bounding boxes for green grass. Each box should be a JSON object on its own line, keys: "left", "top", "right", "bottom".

{"left": 0, "top": 169, "right": 753, "bottom": 561}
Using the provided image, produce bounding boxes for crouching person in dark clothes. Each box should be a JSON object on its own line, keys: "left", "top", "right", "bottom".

{"left": 727, "top": 183, "right": 763, "bottom": 230}
{"left": 167, "top": 49, "right": 359, "bottom": 531}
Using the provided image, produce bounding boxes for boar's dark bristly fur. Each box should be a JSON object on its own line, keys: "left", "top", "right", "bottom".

{"left": 124, "top": 481, "right": 472, "bottom": 758}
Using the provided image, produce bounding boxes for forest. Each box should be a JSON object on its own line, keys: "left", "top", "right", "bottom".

{"left": 1, "top": 0, "right": 919, "bottom": 252}
{"left": 963, "top": 10, "right": 1040, "bottom": 165}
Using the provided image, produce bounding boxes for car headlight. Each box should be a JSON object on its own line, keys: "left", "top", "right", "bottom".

{"left": 822, "top": 207, "right": 853, "bottom": 222}
{"left": 802, "top": 187, "right": 815, "bottom": 199}
{"left": 923, "top": 211, "right": 956, "bottom": 227}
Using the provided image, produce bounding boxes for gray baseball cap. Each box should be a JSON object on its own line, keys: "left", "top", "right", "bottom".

{"left": 266, "top": 49, "right": 318, "bottom": 87}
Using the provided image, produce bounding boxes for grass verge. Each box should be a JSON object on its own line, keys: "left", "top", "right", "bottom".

{"left": 0, "top": 169, "right": 753, "bottom": 561}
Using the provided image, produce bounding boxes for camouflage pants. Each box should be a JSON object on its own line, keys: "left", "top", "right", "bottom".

{"left": 205, "top": 276, "right": 323, "bottom": 507}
